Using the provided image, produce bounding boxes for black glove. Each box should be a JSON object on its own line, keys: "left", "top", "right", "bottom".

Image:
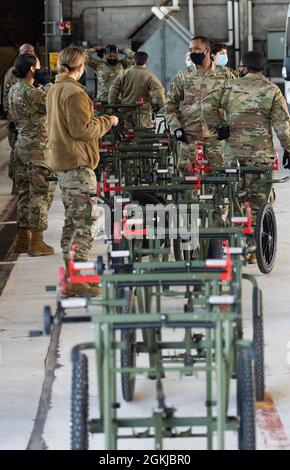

{"left": 152, "top": 104, "right": 161, "bottom": 113}
{"left": 283, "top": 149, "right": 290, "bottom": 169}
{"left": 97, "top": 48, "right": 106, "bottom": 58}
{"left": 112, "top": 123, "right": 127, "bottom": 142}
{"left": 217, "top": 124, "right": 230, "bottom": 140}
{"left": 8, "top": 121, "right": 16, "bottom": 131}
{"left": 174, "top": 128, "right": 187, "bottom": 142}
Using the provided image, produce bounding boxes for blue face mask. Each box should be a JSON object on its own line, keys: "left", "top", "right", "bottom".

{"left": 216, "top": 53, "right": 228, "bottom": 67}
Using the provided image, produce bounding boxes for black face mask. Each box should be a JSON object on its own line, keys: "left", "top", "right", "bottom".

{"left": 33, "top": 69, "right": 42, "bottom": 81}
{"left": 190, "top": 50, "right": 206, "bottom": 65}
{"left": 106, "top": 58, "right": 118, "bottom": 66}
{"left": 239, "top": 67, "right": 248, "bottom": 78}
{"left": 33, "top": 68, "right": 50, "bottom": 86}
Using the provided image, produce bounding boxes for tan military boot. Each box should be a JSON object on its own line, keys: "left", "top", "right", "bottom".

{"left": 28, "top": 230, "right": 54, "bottom": 256}
{"left": 14, "top": 228, "right": 31, "bottom": 253}
{"left": 63, "top": 261, "right": 101, "bottom": 297}
{"left": 248, "top": 253, "right": 257, "bottom": 264}
{"left": 63, "top": 282, "right": 101, "bottom": 297}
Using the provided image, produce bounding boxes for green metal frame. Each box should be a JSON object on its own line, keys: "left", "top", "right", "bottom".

{"left": 62, "top": 115, "right": 267, "bottom": 450}
{"left": 69, "top": 247, "right": 256, "bottom": 450}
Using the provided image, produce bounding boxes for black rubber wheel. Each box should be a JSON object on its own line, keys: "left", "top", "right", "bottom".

{"left": 255, "top": 203, "right": 277, "bottom": 274}
{"left": 71, "top": 353, "right": 89, "bottom": 450}
{"left": 131, "top": 192, "right": 166, "bottom": 207}
{"left": 121, "top": 291, "right": 136, "bottom": 402}
{"left": 131, "top": 192, "right": 167, "bottom": 251}
{"left": 96, "top": 255, "right": 104, "bottom": 274}
{"left": 207, "top": 238, "right": 224, "bottom": 259}
{"left": 173, "top": 238, "right": 182, "bottom": 261}
{"left": 121, "top": 329, "right": 136, "bottom": 401}
{"left": 111, "top": 236, "right": 129, "bottom": 269}
{"left": 253, "top": 287, "right": 265, "bottom": 401}
{"left": 173, "top": 237, "right": 185, "bottom": 261}
{"left": 112, "top": 236, "right": 129, "bottom": 256}
{"left": 237, "top": 348, "right": 256, "bottom": 450}
{"left": 112, "top": 236, "right": 129, "bottom": 252}
{"left": 43, "top": 306, "right": 52, "bottom": 336}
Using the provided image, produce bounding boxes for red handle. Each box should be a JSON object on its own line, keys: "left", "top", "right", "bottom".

{"left": 220, "top": 240, "right": 233, "bottom": 282}
{"left": 242, "top": 202, "right": 253, "bottom": 235}
{"left": 273, "top": 151, "right": 279, "bottom": 171}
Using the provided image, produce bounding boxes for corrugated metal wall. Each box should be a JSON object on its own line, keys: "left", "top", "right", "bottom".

{"left": 62, "top": 0, "right": 289, "bottom": 48}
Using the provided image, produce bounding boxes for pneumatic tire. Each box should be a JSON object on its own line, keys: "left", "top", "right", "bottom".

{"left": 121, "top": 291, "right": 137, "bottom": 402}
{"left": 207, "top": 238, "right": 224, "bottom": 259}
{"left": 253, "top": 287, "right": 265, "bottom": 401}
{"left": 71, "top": 353, "right": 89, "bottom": 450}
{"left": 237, "top": 348, "right": 256, "bottom": 450}
{"left": 255, "top": 203, "right": 277, "bottom": 274}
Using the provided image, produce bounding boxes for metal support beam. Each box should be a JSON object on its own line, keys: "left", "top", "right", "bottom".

{"left": 188, "top": 0, "right": 195, "bottom": 37}
{"left": 44, "top": 0, "right": 62, "bottom": 68}
{"left": 234, "top": 0, "right": 240, "bottom": 67}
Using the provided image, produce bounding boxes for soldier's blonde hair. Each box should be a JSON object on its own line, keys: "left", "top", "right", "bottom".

{"left": 57, "top": 46, "right": 84, "bottom": 75}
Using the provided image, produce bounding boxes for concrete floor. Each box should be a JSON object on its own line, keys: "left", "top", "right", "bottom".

{"left": 0, "top": 135, "right": 290, "bottom": 450}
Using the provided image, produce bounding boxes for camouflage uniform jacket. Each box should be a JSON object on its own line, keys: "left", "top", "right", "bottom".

{"left": 85, "top": 47, "right": 135, "bottom": 101}
{"left": 164, "top": 62, "right": 235, "bottom": 139}
{"left": 8, "top": 78, "right": 51, "bottom": 162}
{"left": 108, "top": 65, "right": 165, "bottom": 112}
{"left": 3, "top": 66, "right": 17, "bottom": 119}
{"left": 203, "top": 72, "right": 290, "bottom": 161}
{"left": 226, "top": 66, "right": 240, "bottom": 78}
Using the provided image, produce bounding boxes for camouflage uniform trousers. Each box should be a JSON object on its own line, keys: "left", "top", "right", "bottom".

{"left": 227, "top": 158, "right": 273, "bottom": 224}
{"left": 178, "top": 139, "right": 225, "bottom": 225}
{"left": 7, "top": 124, "right": 18, "bottom": 181}
{"left": 122, "top": 111, "right": 152, "bottom": 129}
{"left": 15, "top": 148, "right": 56, "bottom": 230}
{"left": 178, "top": 138, "right": 224, "bottom": 174}
{"left": 57, "top": 167, "right": 98, "bottom": 261}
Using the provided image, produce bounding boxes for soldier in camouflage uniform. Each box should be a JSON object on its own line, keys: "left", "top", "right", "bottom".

{"left": 203, "top": 51, "right": 290, "bottom": 262}
{"left": 165, "top": 36, "right": 235, "bottom": 175}
{"left": 3, "top": 43, "right": 35, "bottom": 193}
{"left": 203, "top": 51, "right": 290, "bottom": 211}
{"left": 46, "top": 46, "right": 118, "bottom": 297}
{"left": 212, "top": 42, "right": 239, "bottom": 78}
{"left": 8, "top": 53, "right": 56, "bottom": 256}
{"left": 108, "top": 51, "right": 165, "bottom": 128}
{"left": 85, "top": 44, "right": 135, "bottom": 101}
